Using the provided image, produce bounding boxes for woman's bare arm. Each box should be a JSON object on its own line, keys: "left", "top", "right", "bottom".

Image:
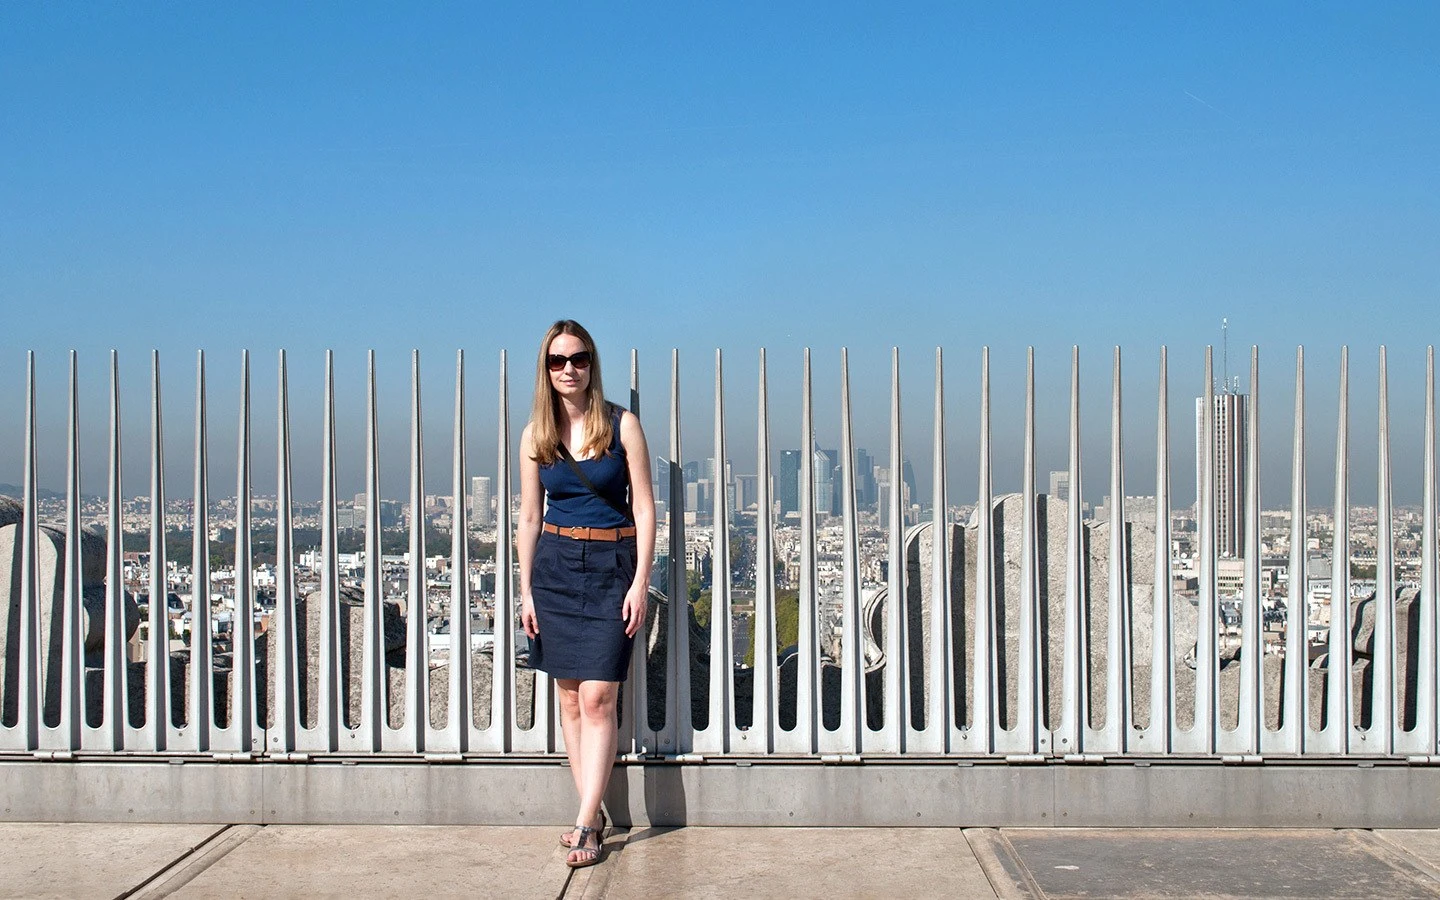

{"left": 620, "top": 410, "right": 655, "bottom": 636}
{"left": 517, "top": 423, "right": 543, "bottom": 637}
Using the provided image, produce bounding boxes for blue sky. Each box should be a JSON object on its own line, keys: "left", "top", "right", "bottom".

{"left": 2, "top": 3, "right": 1438, "bottom": 505}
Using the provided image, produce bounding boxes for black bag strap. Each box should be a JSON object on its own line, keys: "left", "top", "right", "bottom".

{"left": 558, "top": 435, "right": 635, "bottom": 525}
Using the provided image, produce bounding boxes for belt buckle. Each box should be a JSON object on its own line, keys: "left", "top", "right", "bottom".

{"left": 569, "top": 526, "right": 584, "bottom": 539}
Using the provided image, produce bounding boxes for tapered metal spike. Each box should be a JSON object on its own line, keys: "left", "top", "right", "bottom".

{"left": 272, "top": 350, "right": 298, "bottom": 752}
{"left": 882, "top": 347, "right": 905, "bottom": 752}
{"left": 1103, "top": 346, "right": 1129, "bottom": 751}
{"left": 1059, "top": 346, "right": 1084, "bottom": 753}
{"left": 232, "top": 350, "right": 255, "bottom": 752}
{"left": 190, "top": 351, "right": 212, "bottom": 751}
{"left": 59, "top": 351, "right": 83, "bottom": 747}
{"left": 1329, "top": 347, "right": 1352, "bottom": 752}
{"left": 928, "top": 346, "right": 952, "bottom": 752}
{"left": 753, "top": 348, "right": 777, "bottom": 751}
{"left": 973, "top": 346, "right": 995, "bottom": 752}
{"left": 796, "top": 348, "right": 818, "bottom": 754}
{"left": 838, "top": 347, "right": 863, "bottom": 752}
{"left": 103, "top": 351, "right": 125, "bottom": 749}
{"left": 405, "top": 349, "right": 427, "bottom": 752}
{"left": 147, "top": 351, "right": 169, "bottom": 749}
{"left": 317, "top": 351, "right": 341, "bottom": 750}
{"left": 1152, "top": 347, "right": 1174, "bottom": 751}
{"left": 1285, "top": 346, "right": 1307, "bottom": 754}
{"left": 1373, "top": 347, "right": 1394, "bottom": 752}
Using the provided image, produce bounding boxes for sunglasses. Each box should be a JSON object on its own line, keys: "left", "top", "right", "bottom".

{"left": 546, "top": 350, "right": 592, "bottom": 372}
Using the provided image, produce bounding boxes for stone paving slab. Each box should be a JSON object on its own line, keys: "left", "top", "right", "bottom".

{"left": 0, "top": 823, "right": 225, "bottom": 900}
{"left": 1000, "top": 828, "right": 1440, "bottom": 900}
{"left": 164, "top": 825, "right": 569, "bottom": 900}
{"left": 1379, "top": 830, "right": 1440, "bottom": 881}
{"left": 7, "top": 823, "right": 1440, "bottom": 899}
{"left": 583, "top": 827, "right": 998, "bottom": 899}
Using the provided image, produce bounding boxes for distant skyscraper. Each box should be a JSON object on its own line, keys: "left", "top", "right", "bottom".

{"left": 686, "top": 481, "right": 706, "bottom": 518}
{"left": 877, "top": 472, "right": 898, "bottom": 527}
{"left": 1049, "top": 470, "right": 1070, "bottom": 503}
{"left": 654, "top": 456, "right": 671, "bottom": 504}
{"left": 735, "top": 474, "right": 759, "bottom": 511}
{"left": 815, "top": 448, "right": 838, "bottom": 516}
{"left": 902, "top": 459, "right": 917, "bottom": 512}
{"left": 875, "top": 464, "right": 891, "bottom": 523}
{"left": 1196, "top": 392, "right": 1248, "bottom": 557}
{"left": 779, "top": 450, "right": 801, "bottom": 515}
{"left": 855, "top": 448, "right": 877, "bottom": 508}
{"left": 468, "top": 476, "right": 493, "bottom": 528}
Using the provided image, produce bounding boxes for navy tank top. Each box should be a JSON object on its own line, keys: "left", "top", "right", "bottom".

{"left": 540, "top": 404, "right": 632, "bottom": 528}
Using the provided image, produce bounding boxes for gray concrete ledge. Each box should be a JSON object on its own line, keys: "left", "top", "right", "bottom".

{"left": 4, "top": 759, "right": 1440, "bottom": 828}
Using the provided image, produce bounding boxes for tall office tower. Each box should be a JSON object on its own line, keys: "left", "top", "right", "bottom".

{"left": 734, "top": 474, "right": 759, "bottom": 511}
{"left": 855, "top": 449, "right": 877, "bottom": 508}
{"left": 468, "top": 475, "right": 493, "bottom": 528}
{"left": 779, "top": 450, "right": 801, "bottom": 515}
{"left": 654, "top": 456, "right": 671, "bottom": 504}
{"left": 385, "top": 500, "right": 406, "bottom": 527}
{"left": 1195, "top": 392, "right": 1248, "bottom": 558}
{"left": 1049, "top": 470, "right": 1070, "bottom": 503}
{"left": 815, "top": 448, "right": 838, "bottom": 516}
{"left": 686, "top": 480, "right": 709, "bottom": 519}
{"left": 902, "top": 459, "right": 917, "bottom": 511}
{"left": 875, "top": 465, "right": 891, "bottom": 521}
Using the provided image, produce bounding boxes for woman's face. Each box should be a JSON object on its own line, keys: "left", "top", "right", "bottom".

{"left": 547, "top": 332, "right": 591, "bottom": 401}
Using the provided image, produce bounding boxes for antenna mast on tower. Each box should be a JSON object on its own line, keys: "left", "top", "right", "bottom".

{"left": 1221, "top": 317, "right": 1230, "bottom": 394}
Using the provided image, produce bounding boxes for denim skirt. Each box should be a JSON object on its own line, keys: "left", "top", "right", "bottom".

{"left": 529, "top": 531, "right": 638, "bottom": 682}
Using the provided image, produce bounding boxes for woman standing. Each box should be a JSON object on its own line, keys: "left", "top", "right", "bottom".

{"left": 517, "top": 320, "right": 654, "bottom": 869}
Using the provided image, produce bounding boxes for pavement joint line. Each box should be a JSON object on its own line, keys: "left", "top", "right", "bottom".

{"left": 549, "top": 834, "right": 577, "bottom": 900}
{"left": 995, "top": 829, "right": 1047, "bottom": 900}
{"left": 110, "top": 824, "right": 236, "bottom": 900}
{"left": 962, "top": 827, "right": 1040, "bottom": 900}
{"left": 127, "top": 824, "right": 266, "bottom": 900}
{"left": 1347, "top": 829, "right": 1440, "bottom": 890}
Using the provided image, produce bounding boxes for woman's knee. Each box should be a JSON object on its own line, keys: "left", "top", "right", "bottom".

{"left": 556, "top": 681, "right": 582, "bottom": 716}
{"left": 578, "top": 684, "right": 617, "bottom": 721}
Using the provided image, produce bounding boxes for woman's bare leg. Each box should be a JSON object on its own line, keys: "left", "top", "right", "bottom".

{"left": 556, "top": 678, "right": 590, "bottom": 845}
{"left": 556, "top": 679, "right": 584, "bottom": 794}
{"left": 568, "top": 679, "right": 618, "bottom": 862}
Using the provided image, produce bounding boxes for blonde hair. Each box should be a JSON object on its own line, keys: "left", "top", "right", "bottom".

{"left": 529, "top": 319, "right": 614, "bottom": 465}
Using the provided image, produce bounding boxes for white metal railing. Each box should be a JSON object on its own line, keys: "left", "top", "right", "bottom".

{"left": 1, "top": 345, "right": 1436, "bottom": 761}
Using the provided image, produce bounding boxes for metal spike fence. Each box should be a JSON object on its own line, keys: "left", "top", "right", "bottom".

{"left": 3, "top": 345, "right": 1439, "bottom": 764}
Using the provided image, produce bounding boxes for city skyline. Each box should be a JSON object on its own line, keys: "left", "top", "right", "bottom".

{"left": 2, "top": 339, "right": 1432, "bottom": 510}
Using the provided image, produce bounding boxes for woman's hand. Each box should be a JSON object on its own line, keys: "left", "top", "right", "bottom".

{"left": 521, "top": 593, "right": 539, "bottom": 639}
{"left": 622, "top": 582, "right": 648, "bottom": 638}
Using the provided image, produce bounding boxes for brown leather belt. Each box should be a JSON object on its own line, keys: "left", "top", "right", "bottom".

{"left": 543, "top": 522, "right": 637, "bottom": 541}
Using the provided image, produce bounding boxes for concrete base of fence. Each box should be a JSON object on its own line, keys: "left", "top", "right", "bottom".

{"left": 4, "top": 758, "right": 1440, "bottom": 829}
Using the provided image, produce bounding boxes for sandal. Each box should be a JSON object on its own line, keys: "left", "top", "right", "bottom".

{"left": 566, "top": 825, "right": 602, "bottom": 868}
{"left": 559, "top": 809, "right": 606, "bottom": 848}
